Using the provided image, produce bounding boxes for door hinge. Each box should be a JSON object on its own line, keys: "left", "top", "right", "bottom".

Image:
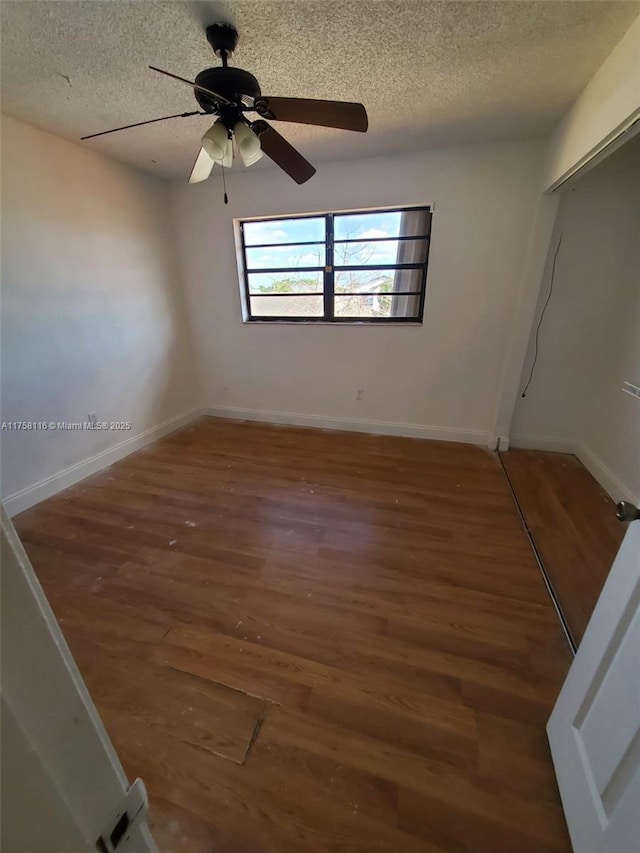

{"left": 95, "top": 778, "right": 148, "bottom": 852}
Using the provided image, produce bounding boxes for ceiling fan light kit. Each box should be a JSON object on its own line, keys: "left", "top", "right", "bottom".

{"left": 81, "top": 22, "right": 368, "bottom": 187}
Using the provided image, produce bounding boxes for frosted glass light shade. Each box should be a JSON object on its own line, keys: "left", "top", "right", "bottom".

{"left": 241, "top": 146, "right": 263, "bottom": 167}
{"left": 234, "top": 121, "right": 263, "bottom": 166}
{"left": 222, "top": 137, "right": 233, "bottom": 168}
{"left": 201, "top": 122, "right": 229, "bottom": 162}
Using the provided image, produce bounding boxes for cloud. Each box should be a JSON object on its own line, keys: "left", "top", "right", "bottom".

{"left": 244, "top": 222, "right": 289, "bottom": 244}
{"left": 300, "top": 251, "right": 323, "bottom": 264}
{"left": 244, "top": 217, "right": 324, "bottom": 246}
{"left": 359, "top": 228, "right": 392, "bottom": 239}
{"left": 335, "top": 238, "right": 398, "bottom": 266}
{"left": 249, "top": 245, "right": 323, "bottom": 269}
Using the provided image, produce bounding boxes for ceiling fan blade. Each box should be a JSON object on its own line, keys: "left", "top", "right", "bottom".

{"left": 189, "top": 147, "right": 215, "bottom": 184}
{"left": 251, "top": 120, "right": 316, "bottom": 185}
{"left": 149, "top": 66, "right": 230, "bottom": 105}
{"left": 81, "top": 111, "right": 203, "bottom": 140}
{"left": 256, "top": 97, "right": 368, "bottom": 132}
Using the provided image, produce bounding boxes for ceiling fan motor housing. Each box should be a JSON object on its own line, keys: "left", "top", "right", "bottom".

{"left": 206, "top": 23, "right": 239, "bottom": 58}
{"left": 194, "top": 67, "right": 262, "bottom": 113}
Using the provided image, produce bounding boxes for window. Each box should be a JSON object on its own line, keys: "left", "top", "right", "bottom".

{"left": 238, "top": 206, "right": 432, "bottom": 323}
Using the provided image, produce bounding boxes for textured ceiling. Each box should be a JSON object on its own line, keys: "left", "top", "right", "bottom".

{"left": 1, "top": 1, "right": 638, "bottom": 181}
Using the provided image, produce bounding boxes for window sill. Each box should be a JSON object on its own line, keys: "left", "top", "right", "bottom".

{"left": 242, "top": 319, "right": 425, "bottom": 326}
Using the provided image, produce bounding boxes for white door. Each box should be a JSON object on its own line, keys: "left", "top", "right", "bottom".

{"left": 548, "top": 516, "right": 640, "bottom": 853}
{"left": 0, "top": 507, "right": 157, "bottom": 853}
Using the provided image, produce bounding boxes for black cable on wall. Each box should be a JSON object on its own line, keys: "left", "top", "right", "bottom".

{"left": 521, "top": 231, "right": 564, "bottom": 398}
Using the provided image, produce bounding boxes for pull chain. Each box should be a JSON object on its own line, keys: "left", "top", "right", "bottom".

{"left": 221, "top": 163, "right": 228, "bottom": 205}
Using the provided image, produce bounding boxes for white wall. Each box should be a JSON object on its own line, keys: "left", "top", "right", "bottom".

{"left": 1, "top": 116, "right": 198, "bottom": 511}
{"left": 542, "top": 13, "right": 640, "bottom": 191}
{"left": 171, "top": 140, "right": 545, "bottom": 444}
{"left": 511, "top": 138, "right": 640, "bottom": 502}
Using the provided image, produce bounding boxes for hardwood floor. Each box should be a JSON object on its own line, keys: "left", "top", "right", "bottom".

{"left": 501, "top": 449, "right": 625, "bottom": 646}
{"left": 14, "top": 418, "right": 573, "bottom": 852}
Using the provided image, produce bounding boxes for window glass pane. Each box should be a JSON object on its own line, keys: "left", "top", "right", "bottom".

{"left": 250, "top": 295, "right": 324, "bottom": 318}
{"left": 334, "top": 240, "right": 398, "bottom": 266}
{"left": 334, "top": 294, "right": 420, "bottom": 319}
{"left": 389, "top": 267, "right": 423, "bottom": 293}
{"left": 334, "top": 211, "right": 402, "bottom": 241}
{"left": 245, "top": 243, "right": 325, "bottom": 271}
{"left": 248, "top": 271, "right": 323, "bottom": 294}
{"left": 243, "top": 217, "right": 325, "bottom": 246}
{"left": 334, "top": 237, "right": 428, "bottom": 267}
{"left": 335, "top": 268, "right": 422, "bottom": 294}
{"left": 334, "top": 209, "right": 430, "bottom": 241}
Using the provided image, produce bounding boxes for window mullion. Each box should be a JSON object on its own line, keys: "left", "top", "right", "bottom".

{"left": 325, "top": 213, "right": 335, "bottom": 321}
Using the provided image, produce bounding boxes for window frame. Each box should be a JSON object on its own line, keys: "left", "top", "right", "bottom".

{"left": 238, "top": 205, "right": 432, "bottom": 324}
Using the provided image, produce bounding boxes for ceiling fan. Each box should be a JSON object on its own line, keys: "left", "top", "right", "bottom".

{"left": 81, "top": 22, "right": 368, "bottom": 186}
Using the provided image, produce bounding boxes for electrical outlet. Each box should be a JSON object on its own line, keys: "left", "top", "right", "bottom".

{"left": 356, "top": 389, "right": 364, "bottom": 400}
{"left": 87, "top": 412, "right": 98, "bottom": 426}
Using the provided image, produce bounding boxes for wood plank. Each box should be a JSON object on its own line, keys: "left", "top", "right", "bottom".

{"left": 69, "top": 637, "right": 266, "bottom": 765}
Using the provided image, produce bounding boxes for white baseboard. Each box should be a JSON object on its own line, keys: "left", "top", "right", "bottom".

{"left": 508, "top": 434, "right": 577, "bottom": 453}
{"left": 3, "top": 409, "right": 199, "bottom": 517}
{"left": 202, "top": 406, "right": 487, "bottom": 445}
{"left": 576, "top": 444, "right": 638, "bottom": 505}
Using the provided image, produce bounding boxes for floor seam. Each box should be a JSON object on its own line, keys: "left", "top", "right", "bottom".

{"left": 496, "top": 451, "right": 576, "bottom": 657}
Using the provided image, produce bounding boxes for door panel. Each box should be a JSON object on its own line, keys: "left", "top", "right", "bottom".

{"left": 1, "top": 698, "right": 91, "bottom": 852}
{"left": 577, "top": 606, "right": 640, "bottom": 802}
{"left": 548, "top": 520, "right": 640, "bottom": 852}
{"left": 0, "top": 507, "right": 156, "bottom": 852}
